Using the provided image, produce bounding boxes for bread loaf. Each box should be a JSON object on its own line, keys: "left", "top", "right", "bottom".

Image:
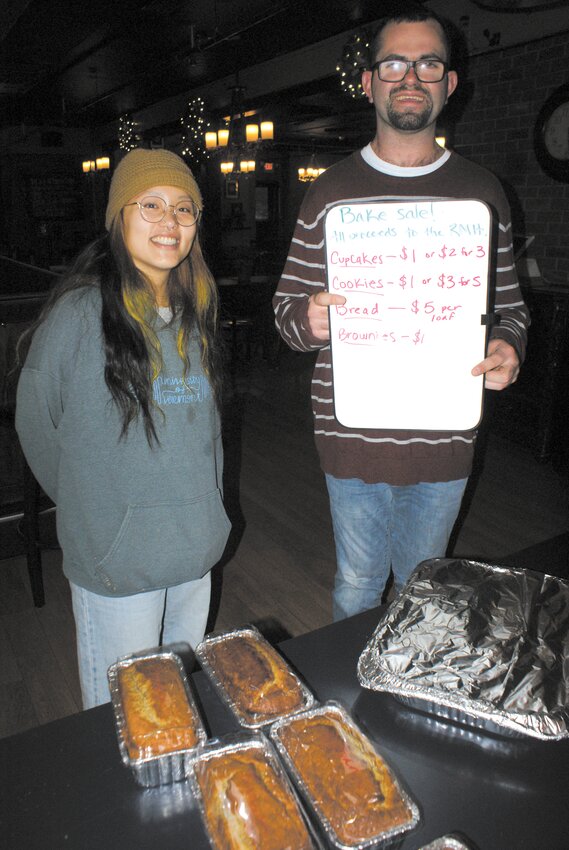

{"left": 201, "top": 631, "right": 306, "bottom": 721}
{"left": 117, "top": 656, "right": 199, "bottom": 760}
{"left": 276, "top": 708, "right": 414, "bottom": 845}
{"left": 195, "top": 746, "right": 314, "bottom": 850}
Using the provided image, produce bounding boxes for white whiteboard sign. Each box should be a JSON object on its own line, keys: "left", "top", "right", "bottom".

{"left": 325, "top": 199, "right": 491, "bottom": 431}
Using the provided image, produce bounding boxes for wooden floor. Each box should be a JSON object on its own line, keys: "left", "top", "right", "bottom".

{"left": 1, "top": 349, "right": 569, "bottom": 739}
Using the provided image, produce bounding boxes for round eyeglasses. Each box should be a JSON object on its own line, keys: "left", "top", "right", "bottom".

{"left": 123, "top": 195, "right": 201, "bottom": 226}
{"left": 371, "top": 58, "right": 448, "bottom": 83}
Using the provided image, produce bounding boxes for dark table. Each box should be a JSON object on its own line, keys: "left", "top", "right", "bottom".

{"left": 2, "top": 592, "right": 568, "bottom": 850}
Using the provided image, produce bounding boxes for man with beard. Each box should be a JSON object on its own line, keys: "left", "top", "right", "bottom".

{"left": 273, "top": 8, "right": 529, "bottom": 620}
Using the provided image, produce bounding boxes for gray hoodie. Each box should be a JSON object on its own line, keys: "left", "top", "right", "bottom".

{"left": 16, "top": 286, "right": 230, "bottom": 596}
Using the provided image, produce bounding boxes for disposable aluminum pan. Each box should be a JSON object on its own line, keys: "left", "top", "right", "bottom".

{"left": 195, "top": 625, "right": 315, "bottom": 728}
{"left": 269, "top": 700, "right": 420, "bottom": 849}
{"left": 108, "top": 649, "right": 207, "bottom": 787}
{"left": 358, "top": 558, "right": 569, "bottom": 741}
{"left": 187, "top": 731, "right": 322, "bottom": 849}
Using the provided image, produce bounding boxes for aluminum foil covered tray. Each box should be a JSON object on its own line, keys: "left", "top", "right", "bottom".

{"left": 270, "top": 700, "right": 420, "bottom": 849}
{"left": 419, "top": 836, "right": 473, "bottom": 850}
{"left": 188, "top": 732, "right": 321, "bottom": 850}
{"left": 108, "top": 649, "right": 207, "bottom": 787}
{"left": 358, "top": 558, "right": 569, "bottom": 741}
{"left": 195, "top": 625, "right": 315, "bottom": 728}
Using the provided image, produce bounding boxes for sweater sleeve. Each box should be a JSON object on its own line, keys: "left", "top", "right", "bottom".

{"left": 486, "top": 180, "right": 530, "bottom": 363}
{"left": 15, "top": 290, "right": 92, "bottom": 502}
{"left": 16, "top": 365, "right": 64, "bottom": 502}
{"left": 273, "top": 183, "right": 330, "bottom": 352}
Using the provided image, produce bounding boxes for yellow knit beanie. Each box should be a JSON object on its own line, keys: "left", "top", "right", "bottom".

{"left": 105, "top": 148, "right": 202, "bottom": 231}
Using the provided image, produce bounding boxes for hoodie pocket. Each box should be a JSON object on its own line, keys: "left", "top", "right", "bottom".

{"left": 94, "top": 489, "right": 231, "bottom": 595}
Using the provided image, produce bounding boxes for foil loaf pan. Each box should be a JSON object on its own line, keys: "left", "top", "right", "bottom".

{"left": 195, "top": 625, "right": 315, "bottom": 729}
{"left": 358, "top": 558, "right": 569, "bottom": 741}
{"left": 188, "top": 731, "right": 323, "bottom": 850}
{"left": 108, "top": 648, "right": 207, "bottom": 787}
{"left": 270, "top": 700, "right": 420, "bottom": 850}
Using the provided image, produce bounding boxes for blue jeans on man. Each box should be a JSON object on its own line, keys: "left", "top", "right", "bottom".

{"left": 325, "top": 475, "right": 467, "bottom": 620}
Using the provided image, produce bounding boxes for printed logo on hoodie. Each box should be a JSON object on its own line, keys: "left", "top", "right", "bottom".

{"left": 153, "top": 374, "right": 210, "bottom": 405}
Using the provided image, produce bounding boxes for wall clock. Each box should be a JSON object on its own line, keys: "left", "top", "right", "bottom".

{"left": 534, "top": 85, "right": 569, "bottom": 181}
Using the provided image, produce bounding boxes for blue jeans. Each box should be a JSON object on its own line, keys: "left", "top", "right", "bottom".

{"left": 70, "top": 573, "right": 211, "bottom": 709}
{"left": 325, "top": 475, "right": 467, "bottom": 621}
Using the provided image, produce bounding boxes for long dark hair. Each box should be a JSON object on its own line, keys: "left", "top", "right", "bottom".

{"left": 19, "top": 216, "right": 222, "bottom": 446}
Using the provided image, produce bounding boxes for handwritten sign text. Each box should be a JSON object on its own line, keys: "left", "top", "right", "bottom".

{"left": 325, "top": 199, "right": 491, "bottom": 431}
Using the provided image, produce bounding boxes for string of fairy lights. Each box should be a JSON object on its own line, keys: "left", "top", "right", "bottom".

{"left": 180, "top": 97, "right": 210, "bottom": 167}
{"left": 118, "top": 115, "right": 141, "bottom": 152}
{"left": 336, "top": 29, "right": 370, "bottom": 99}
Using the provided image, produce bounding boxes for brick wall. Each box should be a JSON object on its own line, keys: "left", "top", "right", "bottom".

{"left": 451, "top": 31, "right": 569, "bottom": 284}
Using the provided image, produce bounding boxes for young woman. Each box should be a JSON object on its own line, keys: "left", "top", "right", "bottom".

{"left": 16, "top": 148, "right": 231, "bottom": 708}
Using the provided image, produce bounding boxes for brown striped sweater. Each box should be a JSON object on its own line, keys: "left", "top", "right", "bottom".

{"left": 273, "top": 147, "right": 529, "bottom": 485}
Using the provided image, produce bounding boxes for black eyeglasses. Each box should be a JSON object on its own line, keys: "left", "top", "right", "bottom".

{"left": 371, "top": 58, "right": 448, "bottom": 83}
{"left": 123, "top": 196, "right": 201, "bottom": 227}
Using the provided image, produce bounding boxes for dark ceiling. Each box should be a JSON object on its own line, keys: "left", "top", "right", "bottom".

{"left": 0, "top": 0, "right": 427, "bottom": 152}
{"left": 2, "top": 0, "right": 568, "bottom": 154}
